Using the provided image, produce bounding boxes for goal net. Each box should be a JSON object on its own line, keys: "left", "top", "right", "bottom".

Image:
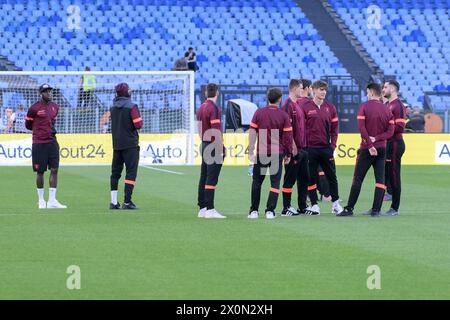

{"left": 0, "top": 71, "right": 195, "bottom": 164}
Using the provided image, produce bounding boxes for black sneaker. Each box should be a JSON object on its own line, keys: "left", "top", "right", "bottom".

{"left": 297, "top": 208, "right": 307, "bottom": 215}
{"left": 382, "top": 208, "right": 399, "bottom": 216}
{"left": 122, "top": 201, "right": 138, "bottom": 210}
{"left": 370, "top": 210, "right": 380, "bottom": 217}
{"left": 109, "top": 202, "right": 121, "bottom": 210}
{"left": 336, "top": 207, "right": 354, "bottom": 217}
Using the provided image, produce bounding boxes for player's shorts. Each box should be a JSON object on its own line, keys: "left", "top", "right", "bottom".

{"left": 32, "top": 141, "right": 60, "bottom": 173}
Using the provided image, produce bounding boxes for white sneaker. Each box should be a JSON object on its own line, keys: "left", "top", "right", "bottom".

{"left": 198, "top": 207, "right": 207, "bottom": 218}
{"left": 204, "top": 209, "right": 226, "bottom": 219}
{"left": 248, "top": 211, "right": 259, "bottom": 219}
{"left": 47, "top": 200, "right": 67, "bottom": 209}
{"left": 332, "top": 200, "right": 344, "bottom": 214}
{"left": 306, "top": 204, "right": 320, "bottom": 215}
{"left": 281, "top": 206, "right": 297, "bottom": 216}
{"left": 38, "top": 200, "right": 46, "bottom": 209}
{"left": 265, "top": 211, "right": 276, "bottom": 219}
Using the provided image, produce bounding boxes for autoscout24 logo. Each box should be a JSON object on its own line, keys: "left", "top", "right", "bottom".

{"left": 435, "top": 141, "right": 450, "bottom": 164}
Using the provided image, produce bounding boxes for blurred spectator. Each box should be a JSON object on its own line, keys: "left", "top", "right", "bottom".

{"left": 14, "top": 104, "right": 29, "bottom": 133}
{"left": 406, "top": 106, "right": 425, "bottom": 132}
{"left": 185, "top": 47, "right": 198, "bottom": 72}
{"left": 100, "top": 110, "right": 111, "bottom": 133}
{"left": 2, "top": 108, "right": 15, "bottom": 133}
{"left": 77, "top": 66, "right": 96, "bottom": 108}
{"left": 172, "top": 56, "right": 188, "bottom": 71}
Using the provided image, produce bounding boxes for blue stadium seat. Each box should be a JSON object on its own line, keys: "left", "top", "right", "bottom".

{"left": 0, "top": 0, "right": 352, "bottom": 92}
{"left": 330, "top": 0, "right": 449, "bottom": 104}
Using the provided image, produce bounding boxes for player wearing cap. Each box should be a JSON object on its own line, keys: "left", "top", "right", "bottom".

{"left": 109, "top": 83, "right": 143, "bottom": 210}
{"left": 25, "top": 84, "right": 67, "bottom": 209}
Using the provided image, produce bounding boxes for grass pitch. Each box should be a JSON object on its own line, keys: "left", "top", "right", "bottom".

{"left": 0, "top": 165, "right": 449, "bottom": 299}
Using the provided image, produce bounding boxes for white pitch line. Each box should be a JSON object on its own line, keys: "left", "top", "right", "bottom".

{"left": 140, "top": 165, "right": 185, "bottom": 175}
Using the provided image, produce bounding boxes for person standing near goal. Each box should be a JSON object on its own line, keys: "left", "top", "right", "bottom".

{"left": 25, "top": 84, "right": 67, "bottom": 209}
{"left": 109, "top": 83, "right": 143, "bottom": 210}
{"left": 197, "top": 83, "right": 226, "bottom": 219}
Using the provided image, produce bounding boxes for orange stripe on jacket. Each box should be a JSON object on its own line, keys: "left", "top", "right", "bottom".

{"left": 205, "top": 185, "right": 216, "bottom": 190}
{"left": 389, "top": 120, "right": 395, "bottom": 124}
{"left": 250, "top": 122, "right": 258, "bottom": 128}
{"left": 395, "top": 119, "right": 406, "bottom": 123}
{"left": 270, "top": 188, "right": 279, "bottom": 194}
{"left": 210, "top": 119, "right": 221, "bottom": 124}
{"left": 331, "top": 117, "right": 339, "bottom": 122}
{"left": 357, "top": 116, "right": 366, "bottom": 120}
{"left": 375, "top": 183, "right": 387, "bottom": 190}
{"left": 283, "top": 127, "right": 293, "bottom": 132}
{"left": 133, "top": 117, "right": 142, "bottom": 123}
{"left": 125, "top": 180, "right": 136, "bottom": 185}
{"left": 308, "top": 184, "right": 317, "bottom": 191}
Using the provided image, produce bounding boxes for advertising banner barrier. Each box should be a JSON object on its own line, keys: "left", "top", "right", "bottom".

{"left": 1, "top": 133, "right": 450, "bottom": 166}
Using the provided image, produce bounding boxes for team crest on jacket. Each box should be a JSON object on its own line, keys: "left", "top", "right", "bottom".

{"left": 308, "top": 110, "right": 317, "bottom": 115}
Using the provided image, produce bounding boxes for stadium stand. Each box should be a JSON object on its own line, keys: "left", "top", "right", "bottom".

{"left": 0, "top": 0, "right": 349, "bottom": 89}
{"left": 329, "top": 0, "right": 450, "bottom": 106}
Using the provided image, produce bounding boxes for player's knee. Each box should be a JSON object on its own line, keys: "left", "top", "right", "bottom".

{"left": 110, "top": 173, "right": 121, "bottom": 180}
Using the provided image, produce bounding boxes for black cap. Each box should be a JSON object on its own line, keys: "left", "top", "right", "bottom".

{"left": 39, "top": 84, "right": 53, "bottom": 93}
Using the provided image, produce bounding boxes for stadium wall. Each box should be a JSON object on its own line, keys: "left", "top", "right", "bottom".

{"left": 1, "top": 134, "right": 450, "bottom": 166}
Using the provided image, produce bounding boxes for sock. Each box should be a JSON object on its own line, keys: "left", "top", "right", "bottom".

{"left": 48, "top": 188, "right": 56, "bottom": 202}
{"left": 37, "top": 188, "right": 44, "bottom": 202}
{"left": 111, "top": 190, "right": 118, "bottom": 205}
{"left": 124, "top": 183, "right": 134, "bottom": 203}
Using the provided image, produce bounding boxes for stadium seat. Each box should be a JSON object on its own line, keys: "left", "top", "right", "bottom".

{"left": 331, "top": 0, "right": 449, "bottom": 104}
{"left": 1, "top": 0, "right": 351, "bottom": 93}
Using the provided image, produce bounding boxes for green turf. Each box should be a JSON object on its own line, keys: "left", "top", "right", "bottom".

{"left": 0, "top": 165, "right": 449, "bottom": 299}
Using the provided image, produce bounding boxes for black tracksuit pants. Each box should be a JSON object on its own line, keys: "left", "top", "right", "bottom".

{"left": 307, "top": 147, "right": 340, "bottom": 205}
{"left": 198, "top": 142, "right": 223, "bottom": 210}
{"left": 347, "top": 147, "right": 387, "bottom": 212}
{"left": 250, "top": 154, "right": 283, "bottom": 213}
{"left": 110, "top": 146, "right": 140, "bottom": 203}
{"left": 282, "top": 150, "right": 309, "bottom": 210}
{"left": 385, "top": 139, "right": 405, "bottom": 211}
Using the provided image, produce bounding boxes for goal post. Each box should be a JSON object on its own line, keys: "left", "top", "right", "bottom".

{"left": 0, "top": 71, "right": 196, "bottom": 165}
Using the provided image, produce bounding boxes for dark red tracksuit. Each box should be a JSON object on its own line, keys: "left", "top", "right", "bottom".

{"left": 385, "top": 98, "right": 406, "bottom": 211}
{"left": 249, "top": 105, "right": 293, "bottom": 213}
{"left": 346, "top": 99, "right": 395, "bottom": 212}
{"left": 301, "top": 99, "right": 340, "bottom": 205}
{"left": 25, "top": 100, "right": 60, "bottom": 173}
{"left": 197, "top": 99, "right": 223, "bottom": 210}
{"left": 280, "top": 97, "right": 309, "bottom": 211}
